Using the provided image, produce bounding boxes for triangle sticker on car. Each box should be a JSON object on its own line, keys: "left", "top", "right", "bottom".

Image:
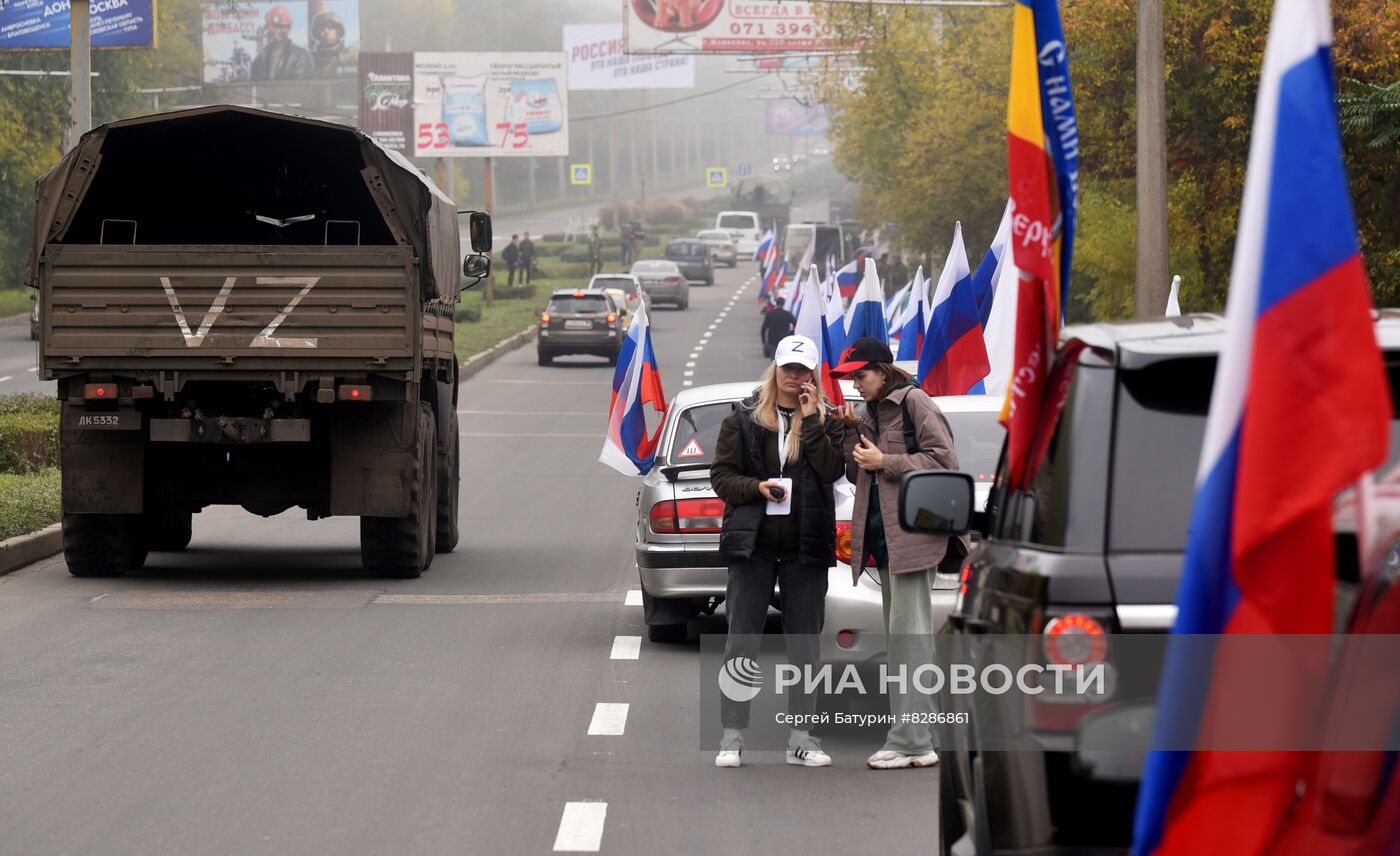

{"left": 677, "top": 438, "right": 705, "bottom": 459}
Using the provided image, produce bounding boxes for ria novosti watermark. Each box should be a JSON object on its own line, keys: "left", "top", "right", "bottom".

{"left": 717, "top": 659, "right": 1108, "bottom": 702}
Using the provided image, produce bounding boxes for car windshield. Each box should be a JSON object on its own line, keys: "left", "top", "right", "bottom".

{"left": 718, "top": 215, "right": 755, "bottom": 230}
{"left": 666, "top": 401, "right": 736, "bottom": 466}
{"left": 632, "top": 261, "right": 676, "bottom": 275}
{"left": 547, "top": 295, "right": 609, "bottom": 313}
{"left": 668, "top": 243, "right": 705, "bottom": 257}
{"left": 944, "top": 410, "right": 1003, "bottom": 482}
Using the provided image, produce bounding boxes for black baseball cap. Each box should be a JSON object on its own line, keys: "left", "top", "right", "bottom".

{"left": 830, "top": 337, "right": 895, "bottom": 377}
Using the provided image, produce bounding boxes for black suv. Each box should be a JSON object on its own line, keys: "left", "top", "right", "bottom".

{"left": 899, "top": 314, "right": 1400, "bottom": 854}
{"left": 664, "top": 238, "right": 714, "bottom": 287}
{"left": 536, "top": 289, "right": 623, "bottom": 366}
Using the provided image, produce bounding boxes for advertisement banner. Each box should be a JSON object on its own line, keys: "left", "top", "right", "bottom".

{"left": 202, "top": 0, "right": 360, "bottom": 83}
{"left": 0, "top": 0, "right": 156, "bottom": 50}
{"left": 563, "top": 23, "right": 693, "bottom": 90}
{"left": 358, "top": 52, "right": 414, "bottom": 152}
{"left": 413, "top": 52, "right": 569, "bottom": 159}
{"left": 624, "top": 1, "right": 839, "bottom": 54}
{"left": 766, "top": 100, "right": 828, "bottom": 136}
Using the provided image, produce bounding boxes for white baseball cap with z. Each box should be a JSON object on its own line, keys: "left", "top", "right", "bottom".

{"left": 774, "top": 335, "right": 818, "bottom": 371}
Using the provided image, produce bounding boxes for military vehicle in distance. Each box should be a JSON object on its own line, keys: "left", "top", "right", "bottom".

{"left": 27, "top": 106, "right": 492, "bottom": 578}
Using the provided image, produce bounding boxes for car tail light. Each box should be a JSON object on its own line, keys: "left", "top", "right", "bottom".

{"left": 835, "top": 522, "right": 853, "bottom": 564}
{"left": 1043, "top": 614, "right": 1108, "bottom": 666}
{"left": 649, "top": 498, "right": 725, "bottom": 534}
{"left": 540, "top": 313, "right": 551, "bottom": 325}
{"left": 665, "top": 276, "right": 683, "bottom": 284}
{"left": 338, "top": 384, "right": 372, "bottom": 401}
{"left": 84, "top": 382, "right": 117, "bottom": 400}
{"left": 836, "top": 630, "right": 857, "bottom": 649}
{"left": 607, "top": 313, "right": 617, "bottom": 324}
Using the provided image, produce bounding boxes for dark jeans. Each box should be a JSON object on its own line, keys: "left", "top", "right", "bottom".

{"left": 720, "top": 555, "right": 828, "bottom": 729}
{"left": 521, "top": 259, "right": 533, "bottom": 284}
{"left": 507, "top": 262, "right": 519, "bottom": 286}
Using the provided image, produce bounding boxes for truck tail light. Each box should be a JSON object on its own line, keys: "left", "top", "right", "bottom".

{"left": 84, "top": 382, "right": 117, "bottom": 400}
{"left": 338, "top": 384, "right": 372, "bottom": 401}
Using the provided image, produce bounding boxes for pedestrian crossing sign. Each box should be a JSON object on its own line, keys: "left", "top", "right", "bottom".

{"left": 571, "top": 164, "right": 593, "bottom": 186}
{"left": 706, "top": 168, "right": 727, "bottom": 189}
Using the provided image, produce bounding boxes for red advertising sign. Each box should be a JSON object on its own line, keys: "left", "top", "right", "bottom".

{"left": 625, "top": 1, "right": 841, "bottom": 54}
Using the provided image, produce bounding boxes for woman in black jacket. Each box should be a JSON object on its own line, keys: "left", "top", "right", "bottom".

{"left": 709, "top": 335, "right": 846, "bottom": 769}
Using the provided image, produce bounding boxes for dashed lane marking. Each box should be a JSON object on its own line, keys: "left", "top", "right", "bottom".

{"left": 624, "top": 589, "right": 643, "bottom": 606}
{"left": 375, "top": 593, "right": 625, "bottom": 605}
{"left": 553, "top": 802, "right": 608, "bottom": 852}
{"left": 685, "top": 361, "right": 696, "bottom": 368}
{"left": 610, "top": 635, "right": 641, "bottom": 659}
{"left": 0, "top": 376, "right": 11, "bottom": 383}
{"left": 587, "top": 703, "right": 630, "bottom": 736}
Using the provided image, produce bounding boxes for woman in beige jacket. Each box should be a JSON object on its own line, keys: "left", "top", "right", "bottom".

{"left": 832, "top": 337, "right": 967, "bottom": 769}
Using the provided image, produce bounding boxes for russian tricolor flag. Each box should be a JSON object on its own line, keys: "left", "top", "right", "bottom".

{"left": 970, "top": 200, "right": 1012, "bottom": 329}
{"left": 599, "top": 304, "right": 669, "bottom": 476}
{"left": 843, "top": 259, "right": 888, "bottom": 347}
{"left": 917, "top": 223, "right": 990, "bottom": 396}
{"left": 754, "top": 229, "right": 775, "bottom": 261}
{"left": 894, "top": 267, "right": 930, "bottom": 361}
{"left": 835, "top": 258, "right": 861, "bottom": 301}
{"left": 1132, "top": 3, "right": 1391, "bottom": 853}
{"left": 794, "top": 265, "right": 845, "bottom": 406}
{"left": 823, "top": 268, "right": 848, "bottom": 360}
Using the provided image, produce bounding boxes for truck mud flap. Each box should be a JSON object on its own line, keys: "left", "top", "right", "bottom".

{"left": 329, "top": 400, "right": 415, "bottom": 518}
{"left": 62, "top": 437, "right": 143, "bottom": 514}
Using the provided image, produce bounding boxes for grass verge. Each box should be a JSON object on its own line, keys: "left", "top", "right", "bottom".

{"left": 0, "top": 289, "right": 35, "bottom": 319}
{"left": 453, "top": 288, "right": 542, "bottom": 361}
{"left": 0, "top": 468, "right": 60, "bottom": 542}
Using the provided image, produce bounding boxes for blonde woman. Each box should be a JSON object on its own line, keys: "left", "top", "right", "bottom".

{"left": 710, "top": 335, "right": 847, "bottom": 769}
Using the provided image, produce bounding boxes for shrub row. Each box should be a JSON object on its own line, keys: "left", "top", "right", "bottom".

{"left": 0, "top": 468, "right": 61, "bottom": 541}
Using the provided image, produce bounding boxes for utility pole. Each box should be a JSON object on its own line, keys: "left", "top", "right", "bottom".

{"left": 483, "top": 157, "right": 495, "bottom": 306}
{"left": 68, "top": 0, "right": 91, "bottom": 152}
{"left": 1136, "top": 0, "right": 1170, "bottom": 318}
{"left": 639, "top": 91, "right": 650, "bottom": 228}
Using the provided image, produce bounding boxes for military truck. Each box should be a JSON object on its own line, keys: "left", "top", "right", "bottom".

{"left": 27, "top": 106, "right": 492, "bottom": 578}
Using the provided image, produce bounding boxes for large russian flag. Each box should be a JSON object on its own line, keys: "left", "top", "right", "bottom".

{"left": 1131, "top": 3, "right": 1391, "bottom": 853}
{"left": 970, "top": 200, "right": 1012, "bottom": 329}
{"left": 1003, "top": 0, "right": 1078, "bottom": 488}
{"left": 843, "top": 260, "right": 889, "bottom": 347}
{"left": 794, "top": 265, "right": 845, "bottom": 406}
{"left": 599, "top": 304, "right": 669, "bottom": 476}
{"left": 918, "top": 223, "right": 990, "bottom": 396}
{"left": 754, "top": 229, "right": 774, "bottom": 261}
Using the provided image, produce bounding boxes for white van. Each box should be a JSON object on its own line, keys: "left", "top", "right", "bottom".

{"left": 714, "top": 210, "right": 762, "bottom": 256}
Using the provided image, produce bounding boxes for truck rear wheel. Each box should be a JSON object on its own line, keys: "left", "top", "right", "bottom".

{"left": 63, "top": 513, "right": 148, "bottom": 576}
{"left": 435, "top": 421, "right": 460, "bottom": 553}
{"left": 361, "top": 403, "right": 437, "bottom": 578}
{"left": 146, "top": 506, "right": 193, "bottom": 552}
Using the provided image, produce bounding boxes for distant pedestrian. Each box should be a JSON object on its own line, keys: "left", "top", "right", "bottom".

{"left": 760, "top": 297, "right": 796, "bottom": 358}
{"left": 588, "top": 225, "right": 604, "bottom": 276}
{"left": 519, "top": 232, "right": 537, "bottom": 285}
{"left": 502, "top": 235, "right": 521, "bottom": 287}
{"left": 710, "top": 336, "right": 846, "bottom": 769}
{"left": 830, "top": 337, "right": 968, "bottom": 770}
{"left": 619, "top": 223, "right": 635, "bottom": 268}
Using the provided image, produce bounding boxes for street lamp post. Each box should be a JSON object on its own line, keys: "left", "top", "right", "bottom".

{"left": 69, "top": 0, "right": 92, "bottom": 151}
{"left": 1136, "top": 0, "right": 1170, "bottom": 318}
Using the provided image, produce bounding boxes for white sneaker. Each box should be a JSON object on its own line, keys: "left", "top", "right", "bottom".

{"left": 910, "top": 750, "right": 940, "bottom": 768}
{"left": 786, "top": 737, "right": 832, "bottom": 767}
{"left": 715, "top": 750, "right": 742, "bottom": 768}
{"left": 866, "top": 749, "right": 913, "bottom": 770}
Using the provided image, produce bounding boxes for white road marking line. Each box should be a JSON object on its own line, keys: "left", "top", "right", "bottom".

{"left": 587, "top": 703, "right": 630, "bottom": 736}
{"left": 688, "top": 353, "right": 699, "bottom": 360}
{"left": 0, "top": 376, "right": 11, "bottom": 383}
{"left": 610, "top": 635, "right": 641, "bottom": 659}
{"left": 376, "top": 592, "right": 624, "bottom": 605}
{"left": 27, "top": 367, "right": 38, "bottom": 372}
{"left": 625, "top": 589, "right": 643, "bottom": 606}
{"left": 702, "top": 333, "right": 712, "bottom": 340}
{"left": 683, "top": 370, "right": 694, "bottom": 377}
{"left": 553, "top": 802, "right": 608, "bottom": 852}
{"left": 707, "top": 324, "right": 718, "bottom": 331}
{"left": 682, "top": 380, "right": 694, "bottom": 387}
{"left": 686, "top": 361, "right": 696, "bottom": 368}
{"left": 719, "top": 312, "right": 728, "bottom": 319}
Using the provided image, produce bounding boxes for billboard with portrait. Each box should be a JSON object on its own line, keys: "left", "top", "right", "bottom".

{"left": 202, "top": 0, "right": 358, "bottom": 83}
{"left": 624, "top": 0, "right": 839, "bottom": 54}
{"left": 0, "top": 0, "right": 156, "bottom": 50}
{"left": 412, "top": 52, "right": 569, "bottom": 159}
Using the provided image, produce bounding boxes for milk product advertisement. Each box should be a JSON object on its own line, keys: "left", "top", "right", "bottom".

{"left": 412, "top": 52, "right": 569, "bottom": 158}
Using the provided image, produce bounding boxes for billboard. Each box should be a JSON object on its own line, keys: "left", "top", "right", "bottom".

{"left": 766, "top": 100, "right": 829, "bottom": 136}
{"left": 624, "top": 0, "right": 839, "bottom": 54}
{"left": 0, "top": 0, "right": 155, "bottom": 50}
{"left": 563, "top": 23, "right": 693, "bottom": 90}
{"left": 358, "top": 52, "right": 414, "bottom": 152}
{"left": 413, "top": 52, "right": 569, "bottom": 159}
{"left": 202, "top": 0, "right": 359, "bottom": 83}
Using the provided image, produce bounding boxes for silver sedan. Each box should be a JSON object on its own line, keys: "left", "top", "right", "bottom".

{"left": 696, "top": 230, "right": 739, "bottom": 268}
{"left": 630, "top": 259, "right": 689, "bottom": 310}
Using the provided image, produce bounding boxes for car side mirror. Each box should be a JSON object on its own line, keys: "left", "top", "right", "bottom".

{"left": 460, "top": 210, "right": 493, "bottom": 253}
{"left": 899, "top": 471, "right": 975, "bottom": 535}
{"left": 461, "top": 254, "right": 491, "bottom": 290}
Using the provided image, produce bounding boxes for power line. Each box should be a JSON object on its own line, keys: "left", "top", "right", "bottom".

{"left": 571, "top": 74, "right": 767, "bottom": 122}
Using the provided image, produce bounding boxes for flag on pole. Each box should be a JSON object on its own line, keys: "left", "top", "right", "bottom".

{"left": 794, "top": 265, "right": 845, "bottom": 405}
{"left": 981, "top": 250, "right": 1019, "bottom": 396}
{"left": 895, "top": 267, "right": 930, "bottom": 361}
{"left": 885, "top": 280, "right": 914, "bottom": 333}
{"left": 762, "top": 258, "right": 787, "bottom": 307}
{"left": 971, "top": 200, "right": 1013, "bottom": 329}
{"left": 824, "top": 268, "right": 848, "bottom": 360}
{"left": 599, "top": 304, "right": 669, "bottom": 476}
{"left": 1131, "top": 2, "right": 1390, "bottom": 853}
{"left": 843, "top": 260, "right": 889, "bottom": 347}
{"left": 1003, "top": 0, "right": 1080, "bottom": 488}
{"left": 1165, "top": 275, "right": 1182, "bottom": 317}
{"left": 918, "top": 223, "right": 990, "bottom": 396}
{"left": 835, "top": 258, "right": 861, "bottom": 300}
{"left": 754, "top": 229, "right": 775, "bottom": 261}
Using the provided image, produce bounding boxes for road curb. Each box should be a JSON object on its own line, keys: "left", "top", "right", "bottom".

{"left": 0, "top": 522, "right": 61, "bottom": 577}
{"left": 459, "top": 325, "right": 538, "bottom": 382}
{"left": 0, "top": 312, "right": 29, "bottom": 328}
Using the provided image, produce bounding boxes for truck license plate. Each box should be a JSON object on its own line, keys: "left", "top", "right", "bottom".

{"left": 564, "top": 320, "right": 591, "bottom": 330}
{"left": 63, "top": 410, "right": 141, "bottom": 431}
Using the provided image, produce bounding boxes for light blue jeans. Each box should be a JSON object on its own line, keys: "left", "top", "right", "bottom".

{"left": 879, "top": 567, "right": 938, "bottom": 754}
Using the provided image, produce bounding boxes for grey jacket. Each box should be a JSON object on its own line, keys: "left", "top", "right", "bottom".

{"left": 840, "top": 385, "right": 971, "bottom": 582}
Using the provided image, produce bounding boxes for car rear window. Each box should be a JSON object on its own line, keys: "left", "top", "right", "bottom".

{"left": 667, "top": 243, "right": 705, "bottom": 257}
{"left": 632, "top": 261, "right": 675, "bottom": 275}
{"left": 718, "top": 215, "right": 756, "bottom": 230}
{"left": 547, "top": 295, "right": 609, "bottom": 313}
{"left": 592, "top": 278, "right": 634, "bottom": 290}
{"left": 944, "top": 411, "right": 1002, "bottom": 481}
{"left": 666, "top": 402, "right": 735, "bottom": 465}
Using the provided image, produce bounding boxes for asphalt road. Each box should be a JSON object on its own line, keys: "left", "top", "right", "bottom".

{"left": 0, "top": 321, "right": 48, "bottom": 396}
{"left": 0, "top": 259, "right": 941, "bottom": 855}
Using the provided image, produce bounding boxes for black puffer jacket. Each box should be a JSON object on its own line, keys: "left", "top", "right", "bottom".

{"left": 710, "top": 396, "right": 844, "bottom": 568}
